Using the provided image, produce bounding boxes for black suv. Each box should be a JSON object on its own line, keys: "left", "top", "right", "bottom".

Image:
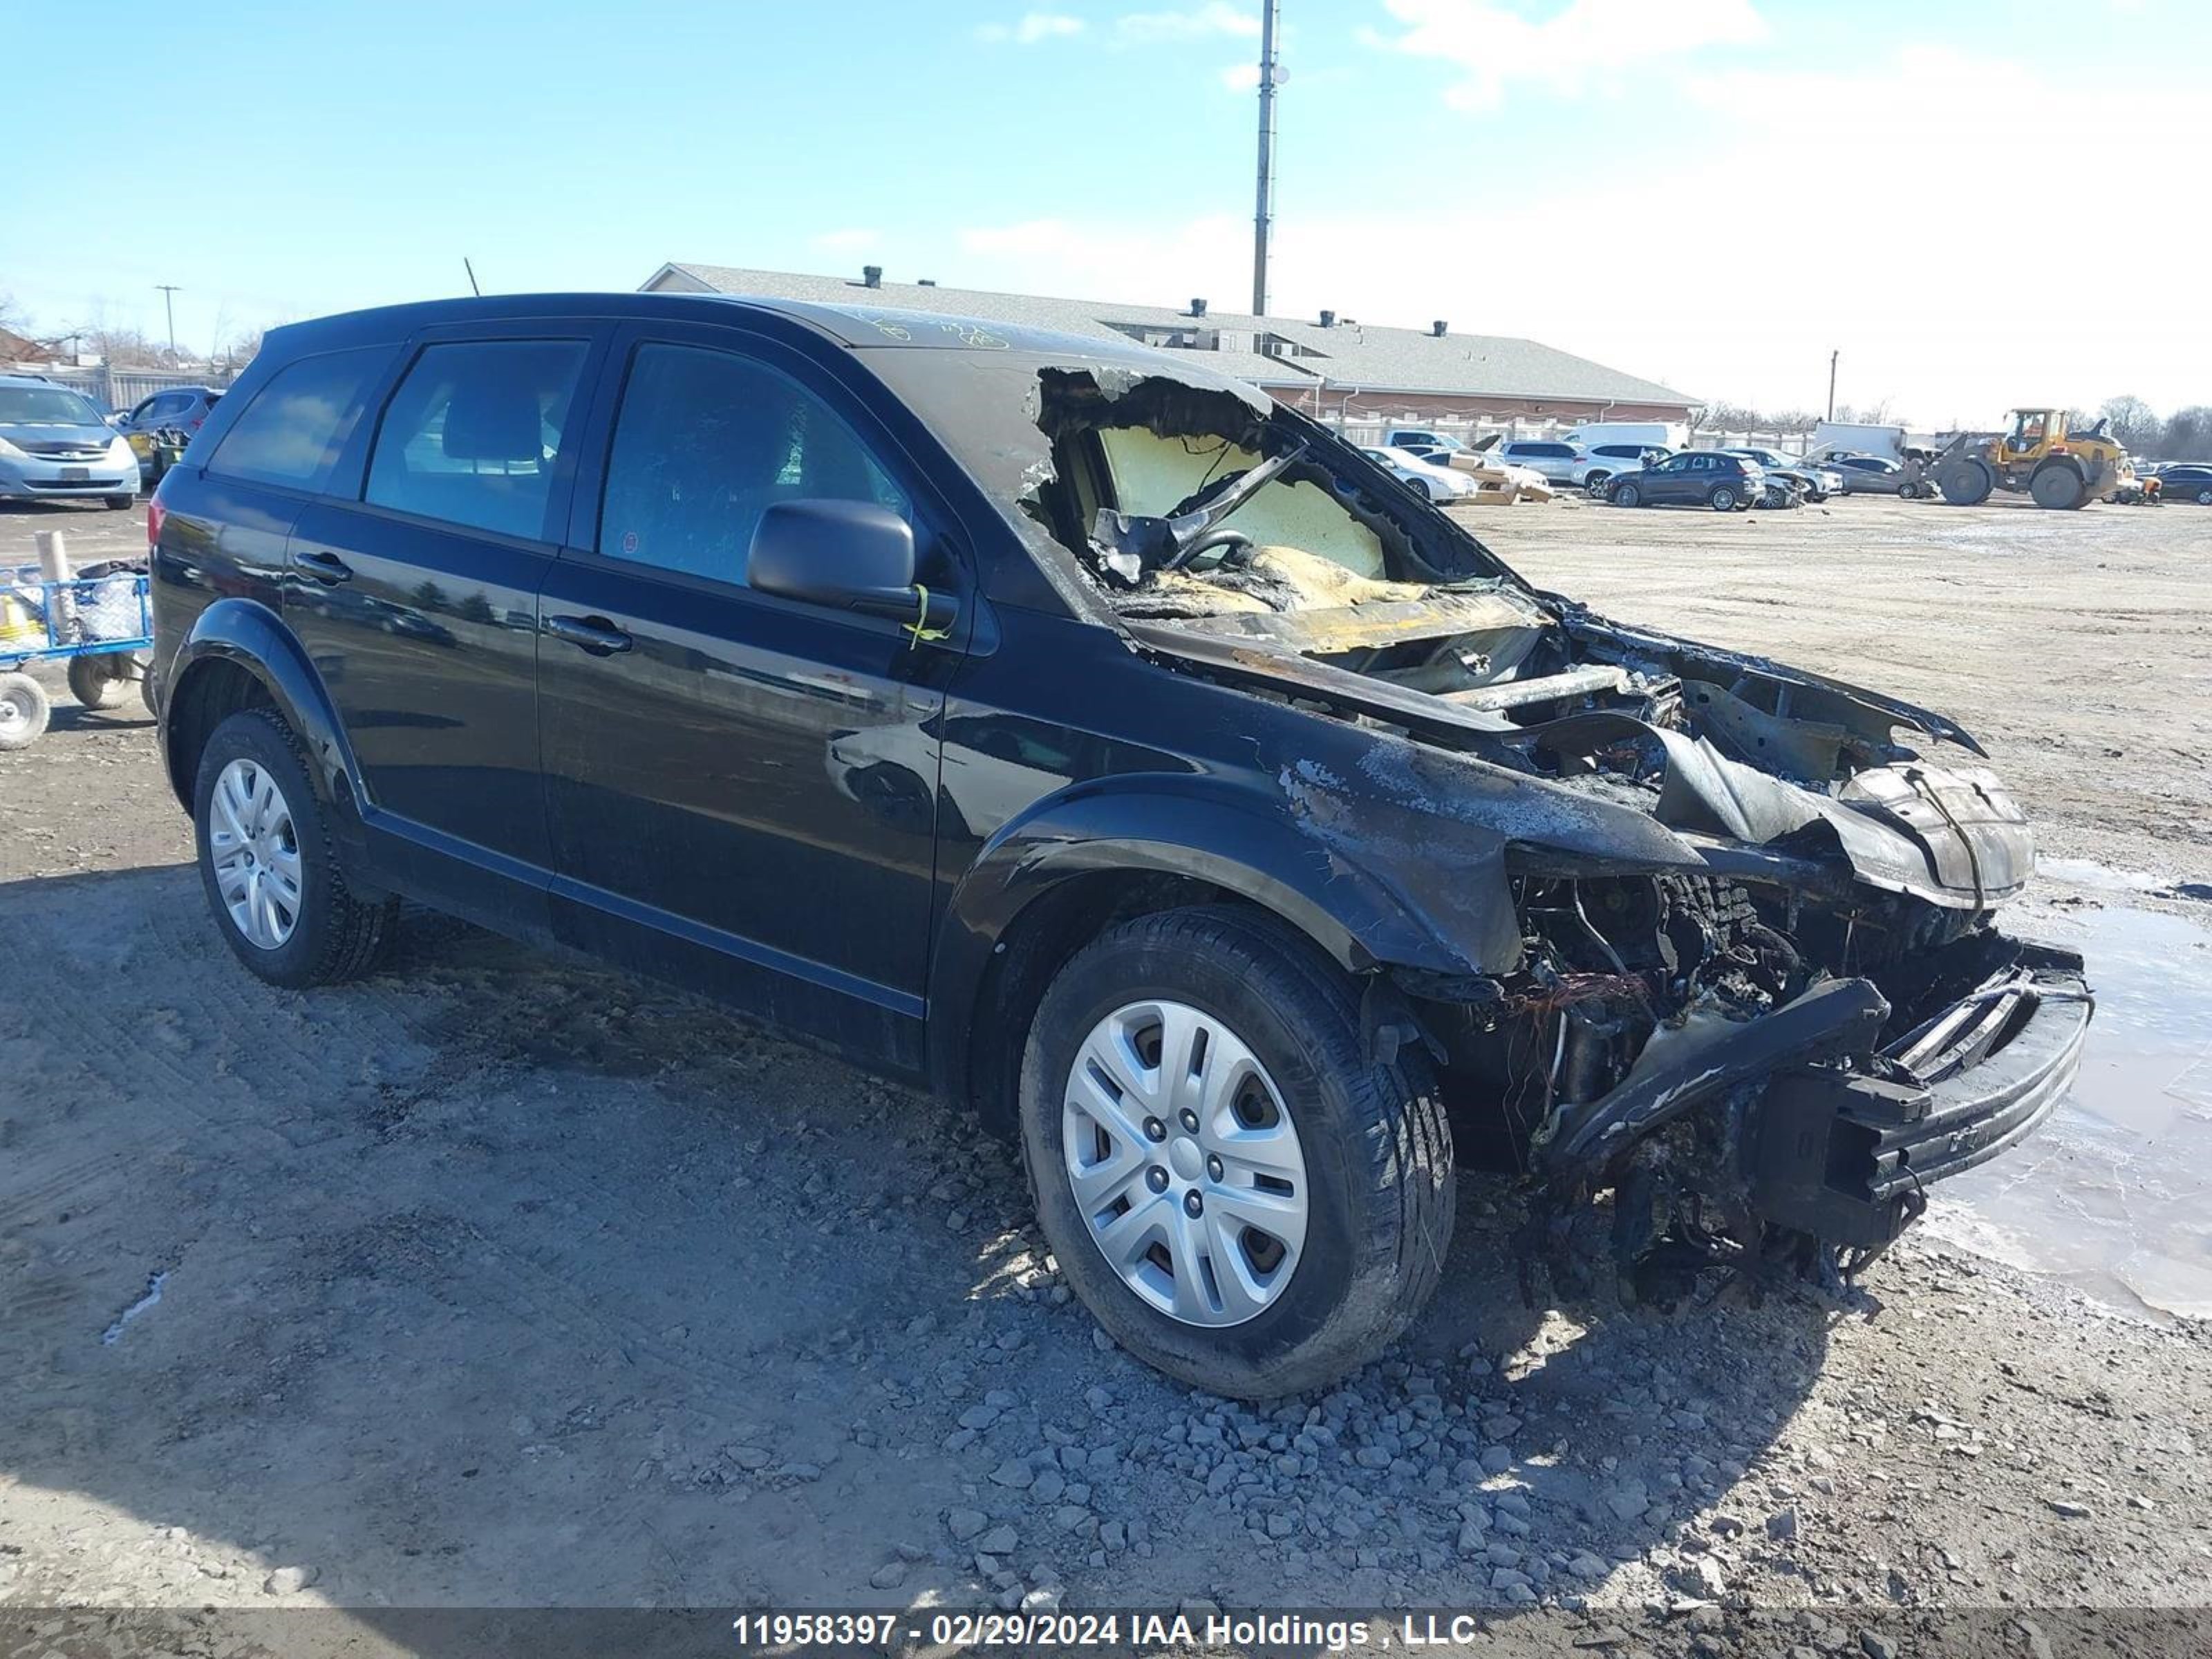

{"left": 149, "top": 294, "right": 2089, "bottom": 1396}
{"left": 1606, "top": 450, "right": 1766, "bottom": 511}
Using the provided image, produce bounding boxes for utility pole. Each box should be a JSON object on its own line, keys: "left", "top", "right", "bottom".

{"left": 1250, "top": 0, "right": 1280, "bottom": 317}
{"left": 156, "top": 285, "right": 181, "bottom": 359}
{"left": 1826, "top": 348, "right": 1839, "bottom": 421}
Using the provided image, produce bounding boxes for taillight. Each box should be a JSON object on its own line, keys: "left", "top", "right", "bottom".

{"left": 147, "top": 497, "right": 167, "bottom": 550}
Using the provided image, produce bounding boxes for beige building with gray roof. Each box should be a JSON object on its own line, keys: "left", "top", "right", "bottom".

{"left": 641, "top": 263, "right": 1694, "bottom": 427}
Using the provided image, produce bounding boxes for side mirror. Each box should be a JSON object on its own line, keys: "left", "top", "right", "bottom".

{"left": 747, "top": 499, "right": 957, "bottom": 638}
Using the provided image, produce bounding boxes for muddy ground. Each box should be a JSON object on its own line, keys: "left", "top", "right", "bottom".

{"left": 3, "top": 494, "right": 2209, "bottom": 1650}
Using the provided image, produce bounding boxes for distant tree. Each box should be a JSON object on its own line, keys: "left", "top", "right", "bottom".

{"left": 2098, "top": 395, "right": 2161, "bottom": 454}
{"left": 0, "top": 292, "right": 24, "bottom": 333}
{"left": 2160, "top": 406, "right": 2212, "bottom": 460}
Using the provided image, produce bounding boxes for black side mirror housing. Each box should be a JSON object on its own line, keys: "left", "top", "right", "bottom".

{"left": 747, "top": 499, "right": 956, "bottom": 637}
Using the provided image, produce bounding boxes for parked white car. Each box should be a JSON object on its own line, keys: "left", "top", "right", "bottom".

{"left": 1362, "top": 445, "right": 1474, "bottom": 500}
{"left": 1573, "top": 442, "right": 1671, "bottom": 495}
{"left": 1716, "top": 447, "right": 1845, "bottom": 503}
{"left": 1490, "top": 438, "right": 1582, "bottom": 485}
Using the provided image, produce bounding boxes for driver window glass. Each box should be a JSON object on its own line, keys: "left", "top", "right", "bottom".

{"left": 597, "top": 342, "right": 909, "bottom": 583}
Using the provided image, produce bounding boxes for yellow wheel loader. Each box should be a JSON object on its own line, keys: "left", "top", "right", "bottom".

{"left": 1933, "top": 407, "right": 2140, "bottom": 509}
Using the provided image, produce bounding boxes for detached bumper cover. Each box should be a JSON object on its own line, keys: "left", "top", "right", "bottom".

{"left": 1746, "top": 944, "right": 2092, "bottom": 1247}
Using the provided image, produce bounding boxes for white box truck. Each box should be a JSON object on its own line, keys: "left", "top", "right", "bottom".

{"left": 1809, "top": 421, "right": 1906, "bottom": 462}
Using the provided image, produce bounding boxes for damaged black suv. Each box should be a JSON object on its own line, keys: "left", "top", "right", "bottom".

{"left": 150, "top": 294, "right": 2091, "bottom": 1397}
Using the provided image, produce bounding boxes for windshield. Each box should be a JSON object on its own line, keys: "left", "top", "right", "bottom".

{"left": 856, "top": 347, "right": 1520, "bottom": 612}
{"left": 0, "top": 386, "right": 110, "bottom": 427}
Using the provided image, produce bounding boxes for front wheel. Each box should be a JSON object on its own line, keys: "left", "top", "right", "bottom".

{"left": 1609, "top": 482, "right": 1641, "bottom": 508}
{"left": 194, "top": 709, "right": 396, "bottom": 988}
{"left": 0, "top": 672, "right": 50, "bottom": 750}
{"left": 105, "top": 494, "right": 136, "bottom": 512}
{"left": 1020, "top": 906, "right": 1454, "bottom": 1398}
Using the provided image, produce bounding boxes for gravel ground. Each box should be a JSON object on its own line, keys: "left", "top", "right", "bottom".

{"left": 3, "top": 494, "right": 2209, "bottom": 1648}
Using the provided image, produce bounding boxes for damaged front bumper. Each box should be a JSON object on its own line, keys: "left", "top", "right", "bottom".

{"left": 1741, "top": 943, "right": 2091, "bottom": 1248}
{"left": 1531, "top": 930, "right": 2092, "bottom": 1263}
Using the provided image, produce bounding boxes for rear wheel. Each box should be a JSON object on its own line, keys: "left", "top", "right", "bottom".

{"left": 67, "top": 654, "right": 127, "bottom": 710}
{"left": 1020, "top": 906, "right": 1454, "bottom": 1398}
{"left": 1609, "top": 481, "right": 1641, "bottom": 508}
{"left": 0, "top": 673, "right": 50, "bottom": 750}
{"left": 2197, "top": 487, "right": 2212, "bottom": 506}
{"left": 2030, "top": 465, "right": 2086, "bottom": 510}
{"left": 1709, "top": 485, "right": 1739, "bottom": 512}
{"left": 194, "top": 709, "right": 395, "bottom": 988}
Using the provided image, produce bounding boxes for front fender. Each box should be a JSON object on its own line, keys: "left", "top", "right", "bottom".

{"left": 925, "top": 774, "right": 1526, "bottom": 1104}
{"left": 164, "top": 597, "right": 361, "bottom": 809}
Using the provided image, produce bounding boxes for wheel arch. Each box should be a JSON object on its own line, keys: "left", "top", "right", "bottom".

{"left": 162, "top": 598, "right": 362, "bottom": 815}
{"left": 926, "top": 785, "right": 1510, "bottom": 1137}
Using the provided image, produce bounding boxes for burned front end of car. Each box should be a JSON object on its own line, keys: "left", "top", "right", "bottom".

{"left": 1425, "top": 854, "right": 2090, "bottom": 1300}
{"left": 936, "top": 348, "right": 2094, "bottom": 1301}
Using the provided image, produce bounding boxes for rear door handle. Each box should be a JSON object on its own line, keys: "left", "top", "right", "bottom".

{"left": 545, "top": 615, "right": 632, "bottom": 655}
{"left": 292, "top": 549, "right": 352, "bottom": 583}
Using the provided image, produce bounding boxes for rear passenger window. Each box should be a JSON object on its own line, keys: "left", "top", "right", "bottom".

{"left": 366, "top": 340, "right": 588, "bottom": 540}
{"left": 208, "top": 347, "right": 388, "bottom": 492}
{"left": 597, "top": 342, "right": 909, "bottom": 583}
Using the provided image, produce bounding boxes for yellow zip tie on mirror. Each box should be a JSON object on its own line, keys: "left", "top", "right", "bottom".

{"left": 907, "top": 584, "right": 951, "bottom": 646}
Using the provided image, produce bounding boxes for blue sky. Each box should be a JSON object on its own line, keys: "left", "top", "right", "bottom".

{"left": 5, "top": 0, "right": 2203, "bottom": 422}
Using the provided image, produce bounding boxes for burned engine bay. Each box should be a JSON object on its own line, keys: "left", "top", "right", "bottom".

{"left": 1026, "top": 365, "right": 2094, "bottom": 1302}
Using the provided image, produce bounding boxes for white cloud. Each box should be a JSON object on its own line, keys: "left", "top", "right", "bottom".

{"left": 975, "top": 11, "right": 1086, "bottom": 44}
{"left": 810, "top": 227, "right": 881, "bottom": 254}
{"left": 941, "top": 48, "right": 2209, "bottom": 422}
{"left": 1366, "top": 0, "right": 1767, "bottom": 108}
{"left": 1115, "top": 3, "right": 1262, "bottom": 45}
{"left": 1219, "top": 61, "right": 1259, "bottom": 91}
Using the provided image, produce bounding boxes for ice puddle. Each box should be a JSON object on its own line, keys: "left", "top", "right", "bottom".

{"left": 1921, "top": 887, "right": 2212, "bottom": 1321}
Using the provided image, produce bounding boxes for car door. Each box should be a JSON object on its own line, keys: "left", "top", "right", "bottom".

{"left": 1649, "top": 453, "right": 1696, "bottom": 503}
{"left": 283, "top": 321, "right": 610, "bottom": 932}
{"left": 534, "top": 321, "right": 962, "bottom": 1072}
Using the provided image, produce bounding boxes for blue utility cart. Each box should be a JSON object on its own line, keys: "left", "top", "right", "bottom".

{"left": 0, "top": 565, "right": 153, "bottom": 749}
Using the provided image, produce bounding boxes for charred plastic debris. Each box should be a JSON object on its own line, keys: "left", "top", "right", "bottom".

{"left": 1026, "top": 365, "right": 2094, "bottom": 1305}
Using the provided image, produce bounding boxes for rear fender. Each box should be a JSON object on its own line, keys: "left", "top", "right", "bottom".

{"left": 164, "top": 597, "right": 362, "bottom": 811}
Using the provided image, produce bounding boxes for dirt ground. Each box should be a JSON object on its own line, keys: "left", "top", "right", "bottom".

{"left": 3, "top": 494, "right": 2209, "bottom": 1650}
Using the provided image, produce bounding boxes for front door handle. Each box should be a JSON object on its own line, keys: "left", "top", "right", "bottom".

{"left": 545, "top": 615, "right": 632, "bottom": 655}
{"left": 292, "top": 549, "right": 353, "bottom": 583}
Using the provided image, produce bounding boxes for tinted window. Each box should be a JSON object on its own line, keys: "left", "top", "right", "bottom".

{"left": 597, "top": 342, "right": 910, "bottom": 584}
{"left": 1595, "top": 444, "right": 1643, "bottom": 459}
{"left": 366, "top": 340, "right": 588, "bottom": 539}
{"left": 209, "top": 347, "right": 388, "bottom": 492}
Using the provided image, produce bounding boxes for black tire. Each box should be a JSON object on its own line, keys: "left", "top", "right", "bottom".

{"left": 1709, "top": 485, "right": 1739, "bottom": 512}
{"left": 1583, "top": 471, "right": 1611, "bottom": 498}
{"left": 1938, "top": 460, "right": 1993, "bottom": 505}
{"left": 2030, "top": 465, "right": 2085, "bottom": 510}
{"left": 193, "top": 708, "right": 395, "bottom": 988}
{"left": 68, "top": 654, "right": 126, "bottom": 710}
{"left": 1020, "top": 905, "right": 1455, "bottom": 1398}
{"left": 1609, "top": 481, "right": 1640, "bottom": 508}
{"left": 2197, "top": 488, "right": 2212, "bottom": 507}
{"left": 0, "top": 672, "right": 50, "bottom": 750}
{"left": 105, "top": 494, "right": 136, "bottom": 511}
{"left": 1759, "top": 484, "right": 1791, "bottom": 509}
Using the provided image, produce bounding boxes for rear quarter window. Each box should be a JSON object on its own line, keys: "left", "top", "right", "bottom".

{"left": 209, "top": 348, "right": 391, "bottom": 492}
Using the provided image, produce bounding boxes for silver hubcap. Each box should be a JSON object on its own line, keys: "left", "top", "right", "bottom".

{"left": 1062, "top": 1000, "right": 1309, "bottom": 1327}
{"left": 209, "top": 758, "right": 302, "bottom": 950}
{"left": 0, "top": 695, "right": 25, "bottom": 735}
